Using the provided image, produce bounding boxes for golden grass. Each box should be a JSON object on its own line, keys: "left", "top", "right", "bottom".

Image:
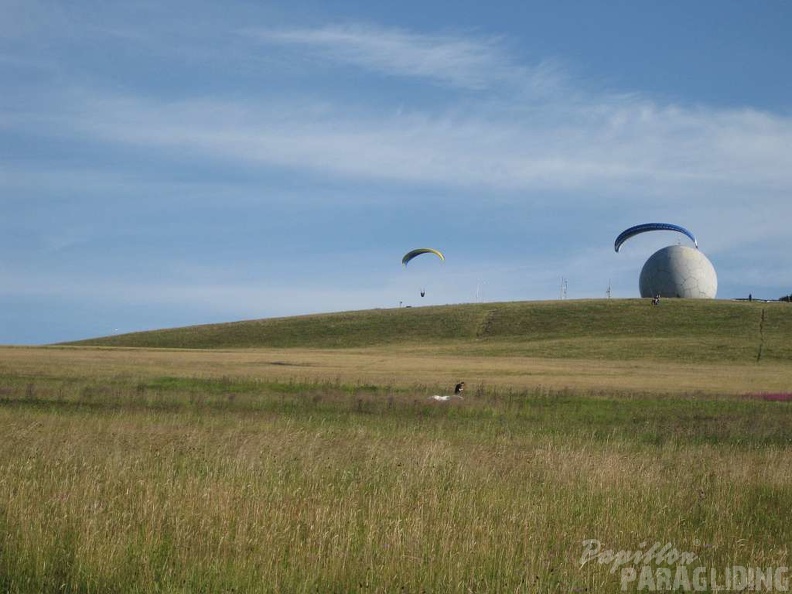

{"left": 4, "top": 344, "right": 791, "bottom": 396}
{"left": 1, "top": 343, "right": 790, "bottom": 592}
{"left": 1, "top": 405, "right": 790, "bottom": 592}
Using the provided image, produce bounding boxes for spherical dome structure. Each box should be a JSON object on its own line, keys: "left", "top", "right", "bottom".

{"left": 639, "top": 245, "right": 717, "bottom": 299}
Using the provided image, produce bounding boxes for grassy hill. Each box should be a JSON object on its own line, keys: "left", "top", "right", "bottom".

{"left": 62, "top": 298, "right": 792, "bottom": 364}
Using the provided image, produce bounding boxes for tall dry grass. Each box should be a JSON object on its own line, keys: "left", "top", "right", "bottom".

{"left": 1, "top": 383, "right": 790, "bottom": 592}
{"left": 4, "top": 344, "right": 792, "bottom": 396}
{"left": 1, "top": 342, "right": 790, "bottom": 592}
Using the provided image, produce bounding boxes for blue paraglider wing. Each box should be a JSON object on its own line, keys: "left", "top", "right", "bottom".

{"left": 614, "top": 223, "right": 697, "bottom": 253}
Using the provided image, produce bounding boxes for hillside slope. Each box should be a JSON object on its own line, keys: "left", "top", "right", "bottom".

{"left": 62, "top": 299, "right": 792, "bottom": 364}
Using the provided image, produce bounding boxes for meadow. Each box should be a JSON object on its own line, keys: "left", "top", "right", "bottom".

{"left": 1, "top": 299, "right": 790, "bottom": 592}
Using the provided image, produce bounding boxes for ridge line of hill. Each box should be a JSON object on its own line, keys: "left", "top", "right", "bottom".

{"left": 60, "top": 299, "right": 792, "bottom": 364}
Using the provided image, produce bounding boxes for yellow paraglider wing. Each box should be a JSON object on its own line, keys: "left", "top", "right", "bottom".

{"left": 401, "top": 248, "right": 445, "bottom": 266}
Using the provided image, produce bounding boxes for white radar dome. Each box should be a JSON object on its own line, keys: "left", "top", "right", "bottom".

{"left": 639, "top": 245, "right": 717, "bottom": 299}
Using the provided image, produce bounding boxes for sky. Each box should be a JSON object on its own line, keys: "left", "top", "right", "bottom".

{"left": 2, "top": 0, "right": 791, "bottom": 344}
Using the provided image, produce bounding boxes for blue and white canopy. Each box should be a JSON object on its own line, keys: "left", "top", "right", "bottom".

{"left": 614, "top": 223, "right": 697, "bottom": 253}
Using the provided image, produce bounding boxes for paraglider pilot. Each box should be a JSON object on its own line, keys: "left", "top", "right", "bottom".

{"left": 454, "top": 382, "right": 465, "bottom": 395}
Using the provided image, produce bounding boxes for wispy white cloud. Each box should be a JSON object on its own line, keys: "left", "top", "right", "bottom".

{"left": 7, "top": 19, "right": 791, "bottom": 208}
{"left": 28, "top": 88, "right": 791, "bottom": 210}
{"left": 244, "top": 24, "right": 562, "bottom": 94}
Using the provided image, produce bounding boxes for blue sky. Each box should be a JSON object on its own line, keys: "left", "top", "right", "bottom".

{"left": 2, "top": 0, "right": 791, "bottom": 344}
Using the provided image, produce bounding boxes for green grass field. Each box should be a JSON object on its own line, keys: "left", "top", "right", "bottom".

{"left": 63, "top": 299, "right": 792, "bottom": 362}
{"left": 1, "top": 299, "right": 790, "bottom": 592}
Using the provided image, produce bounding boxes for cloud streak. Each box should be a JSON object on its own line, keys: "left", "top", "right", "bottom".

{"left": 7, "top": 21, "right": 791, "bottom": 208}
{"left": 24, "top": 87, "right": 791, "bottom": 210}
{"left": 245, "top": 24, "right": 561, "bottom": 94}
